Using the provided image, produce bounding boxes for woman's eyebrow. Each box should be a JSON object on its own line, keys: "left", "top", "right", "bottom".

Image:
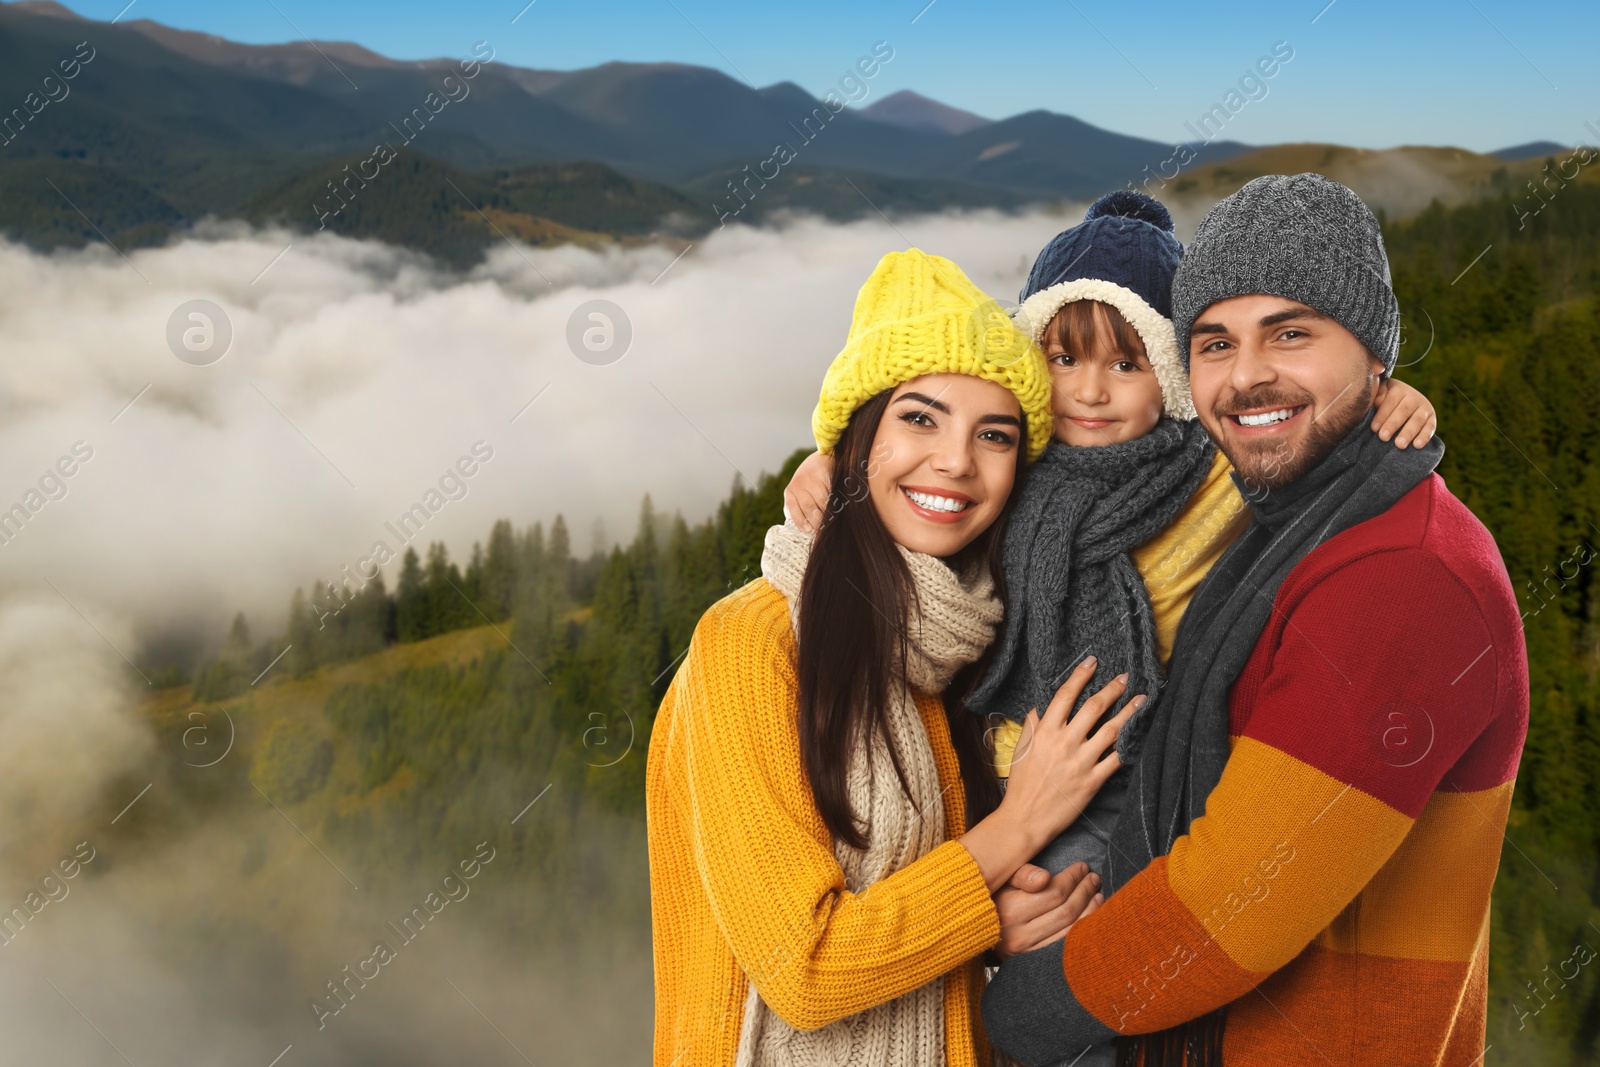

{"left": 978, "top": 412, "right": 1023, "bottom": 427}
{"left": 893, "top": 391, "right": 949, "bottom": 414}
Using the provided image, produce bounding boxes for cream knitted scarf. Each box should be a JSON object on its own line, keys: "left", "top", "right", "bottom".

{"left": 735, "top": 520, "right": 1003, "bottom": 1067}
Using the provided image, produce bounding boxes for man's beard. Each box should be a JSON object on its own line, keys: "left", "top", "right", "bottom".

{"left": 1211, "top": 376, "right": 1375, "bottom": 495}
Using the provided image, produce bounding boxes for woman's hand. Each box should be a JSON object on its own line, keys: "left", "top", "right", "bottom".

{"left": 783, "top": 451, "right": 834, "bottom": 533}
{"left": 1002, "top": 657, "right": 1141, "bottom": 844}
{"left": 1371, "top": 378, "right": 1437, "bottom": 448}
{"left": 960, "top": 657, "right": 1143, "bottom": 893}
{"left": 993, "top": 861, "right": 1103, "bottom": 960}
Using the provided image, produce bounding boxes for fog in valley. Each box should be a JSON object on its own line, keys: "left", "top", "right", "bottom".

{"left": 0, "top": 208, "right": 1098, "bottom": 1064}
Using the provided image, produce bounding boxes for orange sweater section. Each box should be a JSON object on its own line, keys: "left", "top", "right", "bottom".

{"left": 645, "top": 578, "right": 1002, "bottom": 1067}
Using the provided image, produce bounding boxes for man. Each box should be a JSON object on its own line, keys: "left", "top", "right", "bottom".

{"left": 982, "top": 173, "right": 1528, "bottom": 1066}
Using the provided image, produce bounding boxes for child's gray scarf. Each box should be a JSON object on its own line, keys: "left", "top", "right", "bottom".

{"left": 967, "top": 417, "right": 1215, "bottom": 752}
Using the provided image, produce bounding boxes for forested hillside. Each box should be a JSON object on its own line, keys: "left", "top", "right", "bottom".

{"left": 169, "top": 453, "right": 803, "bottom": 957}
{"left": 161, "top": 178, "right": 1600, "bottom": 1064}
{"left": 1387, "top": 175, "right": 1600, "bottom": 1064}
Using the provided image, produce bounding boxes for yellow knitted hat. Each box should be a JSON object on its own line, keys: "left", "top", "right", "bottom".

{"left": 813, "top": 249, "right": 1051, "bottom": 461}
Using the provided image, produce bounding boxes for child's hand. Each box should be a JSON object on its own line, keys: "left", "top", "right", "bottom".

{"left": 1371, "top": 377, "right": 1437, "bottom": 449}
{"left": 783, "top": 451, "right": 835, "bottom": 533}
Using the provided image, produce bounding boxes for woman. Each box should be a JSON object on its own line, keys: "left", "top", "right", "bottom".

{"left": 645, "top": 249, "right": 1139, "bottom": 1067}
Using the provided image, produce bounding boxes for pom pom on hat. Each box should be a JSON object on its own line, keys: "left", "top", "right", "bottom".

{"left": 1085, "top": 190, "right": 1175, "bottom": 233}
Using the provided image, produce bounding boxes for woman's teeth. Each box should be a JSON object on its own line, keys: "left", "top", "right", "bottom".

{"left": 903, "top": 488, "right": 970, "bottom": 513}
{"left": 1235, "top": 407, "right": 1301, "bottom": 427}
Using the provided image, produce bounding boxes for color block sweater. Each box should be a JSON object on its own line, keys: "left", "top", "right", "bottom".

{"left": 644, "top": 578, "right": 1002, "bottom": 1067}
{"left": 1010, "top": 473, "right": 1529, "bottom": 1066}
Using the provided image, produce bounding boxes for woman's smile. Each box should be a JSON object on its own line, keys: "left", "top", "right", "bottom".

{"left": 899, "top": 483, "right": 976, "bottom": 524}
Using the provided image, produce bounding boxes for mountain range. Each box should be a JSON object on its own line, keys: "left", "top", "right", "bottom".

{"left": 0, "top": 0, "right": 1579, "bottom": 262}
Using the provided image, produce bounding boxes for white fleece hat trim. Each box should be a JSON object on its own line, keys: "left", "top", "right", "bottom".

{"left": 1012, "top": 277, "right": 1196, "bottom": 421}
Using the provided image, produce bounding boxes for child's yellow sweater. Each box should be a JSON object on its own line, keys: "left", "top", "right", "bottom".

{"left": 992, "top": 450, "right": 1248, "bottom": 774}
{"left": 645, "top": 577, "right": 1002, "bottom": 1067}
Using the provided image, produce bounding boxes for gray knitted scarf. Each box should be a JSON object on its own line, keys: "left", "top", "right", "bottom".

{"left": 967, "top": 417, "right": 1216, "bottom": 750}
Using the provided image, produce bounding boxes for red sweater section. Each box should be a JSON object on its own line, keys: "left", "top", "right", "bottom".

{"left": 1232, "top": 473, "right": 1529, "bottom": 812}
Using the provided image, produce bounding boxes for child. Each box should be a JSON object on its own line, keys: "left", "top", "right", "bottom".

{"left": 783, "top": 192, "right": 1435, "bottom": 942}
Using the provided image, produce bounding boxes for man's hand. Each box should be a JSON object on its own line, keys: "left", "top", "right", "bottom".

{"left": 993, "top": 860, "right": 1103, "bottom": 960}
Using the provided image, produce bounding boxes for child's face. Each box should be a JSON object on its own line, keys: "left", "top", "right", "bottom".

{"left": 1042, "top": 304, "right": 1165, "bottom": 447}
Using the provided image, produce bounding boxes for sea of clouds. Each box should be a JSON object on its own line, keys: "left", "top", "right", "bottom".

{"left": 7, "top": 209, "right": 1152, "bottom": 1063}
{"left": 0, "top": 207, "right": 1133, "bottom": 662}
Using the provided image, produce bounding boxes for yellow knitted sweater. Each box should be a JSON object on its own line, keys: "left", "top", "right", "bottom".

{"left": 991, "top": 449, "right": 1248, "bottom": 774}
{"left": 645, "top": 578, "right": 1002, "bottom": 1067}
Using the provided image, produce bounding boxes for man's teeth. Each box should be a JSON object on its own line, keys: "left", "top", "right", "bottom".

{"left": 1235, "top": 407, "right": 1299, "bottom": 427}
{"left": 904, "top": 488, "right": 970, "bottom": 513}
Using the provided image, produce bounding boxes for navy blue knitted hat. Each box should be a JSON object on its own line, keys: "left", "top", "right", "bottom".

{"left": 1012, "top": 191, "right": 1194, "bottom": 418}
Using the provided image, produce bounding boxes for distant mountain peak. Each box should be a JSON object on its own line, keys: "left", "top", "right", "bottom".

{"left": 121, "top": 18, "right": 429, "bottom": 72}
{"left": 858, "top": 90, "right": 991, "bottom": 136}
{"left": 8, "top": 0, "right": 83, "bottom": 18}
{"left": 1490, "top": 140, "right": 1568, "bottom": 161}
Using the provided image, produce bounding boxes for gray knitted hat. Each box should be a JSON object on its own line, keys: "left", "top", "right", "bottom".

{"left": 1172, "top": 173, "right": 1400, "bottom": 375}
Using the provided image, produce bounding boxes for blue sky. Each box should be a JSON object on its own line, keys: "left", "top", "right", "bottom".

{"left": 53, "top": 0, "right": 1600, "bottom": 152}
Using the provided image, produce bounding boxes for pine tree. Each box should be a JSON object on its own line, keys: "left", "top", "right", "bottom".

{"left": 395, "top": 547, "right": 426, "bottom": 642}
{"left": 224, "top": 611, "right": 251, "bottom": 656}
{"left": 547, "top": 515, "right": 573, "bottom": 604}
{"left": 286, "top": 587, "right": 318, "bottom": 676}
{"left": 483, "top": 519, "right": 518, "bottom": 620}
{"left": 465, "top": 541, "right": 485, "bottom": 606}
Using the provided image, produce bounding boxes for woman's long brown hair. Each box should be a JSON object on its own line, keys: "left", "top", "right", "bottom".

{"left": 796, "top": 388, "right": 1025, "bottom": 849}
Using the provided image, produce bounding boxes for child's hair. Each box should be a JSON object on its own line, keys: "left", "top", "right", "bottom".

{"left": 1046, "top": 299, "right": 1148, "bottom": 363}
